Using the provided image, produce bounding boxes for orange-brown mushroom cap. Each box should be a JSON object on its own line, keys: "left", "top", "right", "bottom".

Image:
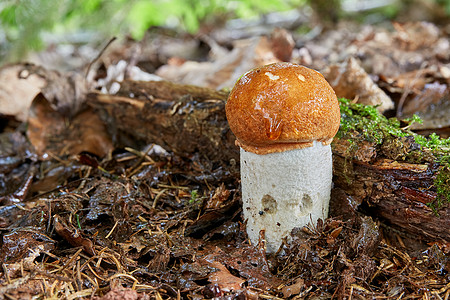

{"left": 225, "top": 62, "right": 341, "bottom": 155}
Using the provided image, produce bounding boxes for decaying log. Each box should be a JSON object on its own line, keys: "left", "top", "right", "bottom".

{"left": 88, "top": 80, "right": 238, "bottom": 164}
{"left": 88, "top": 80, "right": 449, "bottom": 242}
{"left": 332, "top": 139, "right": 449, "bottom": 241}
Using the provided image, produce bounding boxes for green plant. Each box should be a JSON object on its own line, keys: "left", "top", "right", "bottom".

{"left": 0, "top": 0, "right": 305, "bottom": 64}
{"left": 189, "top": 189, "right": 199, "bottom": 204}
{"left": 1, "top": 0, "right": 59, "bottom": 61}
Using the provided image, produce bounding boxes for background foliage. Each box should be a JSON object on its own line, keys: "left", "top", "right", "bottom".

{"left": 0, "top": 0, "right": 304, "bottom": 63}
{"left": 1, "top": 0, "right": 449, "bottom": 64}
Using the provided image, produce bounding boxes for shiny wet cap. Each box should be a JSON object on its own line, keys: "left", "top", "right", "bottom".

{"left": 225, "top": 62, "right": 340, "bottom": 154}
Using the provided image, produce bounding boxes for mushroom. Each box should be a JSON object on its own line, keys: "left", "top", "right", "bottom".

{"left": 225, "top": 62, "right": 341, "bottom": 253}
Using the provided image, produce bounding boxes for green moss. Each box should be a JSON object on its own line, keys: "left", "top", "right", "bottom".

{"left": 338, "top": 98, "right": 450, "bottom": 211}
{"left": 338, "top": 98, "right": 412, "bottom": 144}
{"left": 432, "top": 167, "right": 450, "bottom": 211}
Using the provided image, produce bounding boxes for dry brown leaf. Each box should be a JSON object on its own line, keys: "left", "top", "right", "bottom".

{"left": 270, "top": 27, "right": 295, "bottom": 62}
{"left": 402, "top": 82, "right": 448, "bottom": 118}
{"left": 68, "top": 108, "right": 114, "bottom": 157}
{"left": 204, "top": 183, "right": 230, "bottom": 210}
{"left": 392, "top": 22, "right": 440, "bottom": 51}
{"left": 156, "top": 36, "right": 279, "bottom": 89}
{"left": 381, "top": 68, "right": 432, "bottom": 93}
{"left": 0, "top": 64, "right": 46, "bottom": 121}
{"left": 20, "top": 64, "right": 88, "bottom": 117}
{"left": 324, "top": 57, "right": 394, "bottom": 112}
{"left": 54, "top": 214, "right": 96, "bottom": 256}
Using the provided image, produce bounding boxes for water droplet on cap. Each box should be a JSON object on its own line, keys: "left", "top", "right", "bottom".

{"left": 265, "top": 116, "right": 282, "bottom": 140}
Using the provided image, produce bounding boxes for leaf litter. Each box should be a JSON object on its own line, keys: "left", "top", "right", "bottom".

{"left": 0, "top": 14, "right": 449, "bottom": 300}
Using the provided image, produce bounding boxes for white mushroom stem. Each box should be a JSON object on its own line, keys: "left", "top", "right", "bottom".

{"left": 240, "top": 141, "right": 333, "bottom": 253}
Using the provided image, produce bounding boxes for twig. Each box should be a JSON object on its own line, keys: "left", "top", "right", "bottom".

{"left": 84, "top": 37, "right": 117, "bottom": 79}
{"left": 105, "top": 221, "right": 119, "bottom": 239}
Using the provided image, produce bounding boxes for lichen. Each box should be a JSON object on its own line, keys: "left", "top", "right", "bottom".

{"left": 337, "top": 98, "right": 450, "bottom": 211}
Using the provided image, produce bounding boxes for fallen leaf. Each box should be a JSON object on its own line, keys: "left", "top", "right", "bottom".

{"left": 0, "top": 64, "right": 46, "bottom": 121}
{"left": 21, "top": 64, "right": 88, "bottom": 118}
{"left": 324, "top": 57, "right": 394, "bottom": 112}
{"left": 54, "top": 214, "right": 96, "bottom": 256}
{"left": 27, "top": 93, "right": 66, "bottom": 159}
{"left": 200, "top": 254, "right": 245, "bottom": 292}
{"left": 402, "top": 82, "right": 449, "bottom": 130}
{"left": 270, "top": 27, "right": 295, "bottom": 62}
{"left": 204, "top": 183, "right": 230, "bottom": 210}
{"left": 156, "top": 35, "right": 280, "bottom": 89}
{"left": 281, "top": 277, "right": 305, "bottom": 298}
{"left": 27, "top": 93, "right": 113, "bottom": 159}
{"left": 0, "top": 229, "right": 55, "bottom": 264}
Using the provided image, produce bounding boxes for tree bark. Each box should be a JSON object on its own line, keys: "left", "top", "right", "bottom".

{"left": 332, "top": 139, "right": 449, "bottom": 241}
{"left": 88, "top": 80, "right": 449, "bottom": 242}
{"left": 88, "top": 80, "right": 238, "bottom": 164}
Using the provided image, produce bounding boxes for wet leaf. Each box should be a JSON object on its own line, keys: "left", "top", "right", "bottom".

{"left": 281, "top": 277, "right": 305, "bottom": 298}
{"left": 200, "top": 256, "right": 245, "bottom": 292}
{"left": 27, "top": 93, "right": 113, "bottom": 159}
{"left": 53, "top": 214, "right": 95, "bottom": 256}
{"left": 0, "top": 229, "right": 55, "bottom": 264}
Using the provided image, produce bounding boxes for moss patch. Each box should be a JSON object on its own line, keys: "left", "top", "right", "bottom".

{"left": 433, "top": 167, "right": 450, "bottom": 211}
{"left": 337, "top": 98, "right": 450, "bottom": 211}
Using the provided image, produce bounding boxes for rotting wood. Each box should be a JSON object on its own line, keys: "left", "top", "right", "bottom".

{"left": 118, "top": 80, "right": 229, "bottom": 101}
{"left": 332, "top": 139, "right": 449, "bottom": 241}
{"left": 88, "top": 80, "right": 449, "bottom": 242}
{"left": 88, "top": 80, "right": 238, "bottom": 165}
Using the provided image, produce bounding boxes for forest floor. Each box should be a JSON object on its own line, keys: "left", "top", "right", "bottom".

{"left": 0, "top": 10, "right": 449, "bottom": 300}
